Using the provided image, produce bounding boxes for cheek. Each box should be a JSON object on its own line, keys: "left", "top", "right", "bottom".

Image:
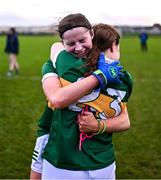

{"left": 88, "top": 39, "right": 93, "bottom": 49}
{"left": 83, "top": 36, "right": 93, "bottom": 49}
{"left": 85, "top": 41, "right": 92, "bottom": 49}
{"left": 65, "top": 46, "right": 74, "bottom": 53}
{"left": 89, "top": 43, "right": 93, "bottom": 49}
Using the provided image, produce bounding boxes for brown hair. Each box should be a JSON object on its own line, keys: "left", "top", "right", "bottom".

{"left": 86, "top": 23, "right": 120, "bottom": 73}
{"left": 58, "top": 13, "right": 92, "bottom": 38}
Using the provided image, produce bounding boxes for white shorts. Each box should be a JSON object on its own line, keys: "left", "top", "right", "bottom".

{"left": 31, "top": 134, "right": 49, "bottom": 173}
{"left": 42, "top": 159, "right": 116, "bottom": 180}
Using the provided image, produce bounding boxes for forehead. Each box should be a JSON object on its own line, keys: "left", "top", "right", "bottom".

{"left": 62, "top": 27, "right": 90, "bottom": 42}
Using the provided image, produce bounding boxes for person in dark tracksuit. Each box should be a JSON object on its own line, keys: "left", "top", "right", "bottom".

{"left": 139, "top": 32, "right": 148, "bottom": 52}
{"left": 4, "top": 27, "right": 20, "bottom": 76}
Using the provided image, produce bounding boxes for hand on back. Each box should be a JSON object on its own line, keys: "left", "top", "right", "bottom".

{"left": 93, "top": 53, "right": 123, "bottom": 88}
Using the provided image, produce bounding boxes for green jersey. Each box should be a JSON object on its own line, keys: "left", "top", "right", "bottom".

{"left": 37, "top": 104, "right": 53, "bottom": 137}
{"left": 41, "top": 50, "right": 133, "bottom": 170}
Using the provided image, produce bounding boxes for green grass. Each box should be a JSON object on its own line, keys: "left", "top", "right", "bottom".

{"left": 114, "top": 36, "right": 161, "bottom": 179}
{"left": 0, "top": 35, "right": 161, "bottom": 179}
{"left": 0, "top": 35, "right": 59, "bottom": 178}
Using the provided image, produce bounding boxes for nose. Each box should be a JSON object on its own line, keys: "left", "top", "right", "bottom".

{"left": 75, "top": 43, "right": 83, "bottom": 51}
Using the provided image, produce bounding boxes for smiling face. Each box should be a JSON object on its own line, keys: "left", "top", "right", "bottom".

{"left": 62, "top": 27, "right": 93, "bottom": 58}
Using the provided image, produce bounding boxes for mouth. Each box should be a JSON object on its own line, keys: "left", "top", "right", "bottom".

{"left": 75, "top": 50, "right": 89, "bottom": 58}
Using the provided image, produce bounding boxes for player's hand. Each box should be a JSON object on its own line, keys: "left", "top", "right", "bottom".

{"left": 78, "top": 111, "right": 98, "bottom": 133}
{"left": 92, "top": 53, "right": 124, "bottom": 88}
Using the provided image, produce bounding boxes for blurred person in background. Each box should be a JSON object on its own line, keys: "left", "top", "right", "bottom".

{"left": 139, "top": 31, "right": 148, "bottom": 52}
{"left": 4, "top": 27, "right": 20, "bottom": 77}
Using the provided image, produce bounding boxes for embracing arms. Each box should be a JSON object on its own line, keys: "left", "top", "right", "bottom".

{"left": 77, "top": 105, "right": 130, "bottom": 133}
{"left": 42, "top": 43, "right": 123, "bottom": 109}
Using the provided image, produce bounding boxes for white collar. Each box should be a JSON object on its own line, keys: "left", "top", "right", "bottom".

{"left": 105, "top": 57, "right": 116, "bottom": 64}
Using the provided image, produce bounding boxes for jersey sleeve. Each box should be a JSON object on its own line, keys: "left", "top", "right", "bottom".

{"left": 41, "top": 59, "right": 58, "bottom": 82}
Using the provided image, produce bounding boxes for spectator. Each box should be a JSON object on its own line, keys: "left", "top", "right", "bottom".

{"left": 139, "top": 32, "right": 148, "bottom": 51}
{"left": 4, "top": 27, "right": 20, "bottom": 76}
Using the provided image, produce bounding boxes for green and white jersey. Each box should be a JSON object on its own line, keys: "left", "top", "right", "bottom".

{"left": 37, "top": 104, "right": 53, "bottom": 137}
{"left": 36, "top": 60, "right": 58, "bottom": 137}
{"left": 41, "top": 50, "right": 133, "bottom": 170}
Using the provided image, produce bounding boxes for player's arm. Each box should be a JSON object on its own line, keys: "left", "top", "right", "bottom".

{"left": 42, "top": 43, "right": 99, "bottom": 108}
{"left": 78, "top": 72, "right": 133, "bottom": 134}
{"left": 78, "top": 105, "right": 130, "bottom": 133}
{"left": 42, "top": 74, "right": 99, "bottom": 109}
{"left": 105, "top": 105, "right": 130, "bottom": 133}
{"left": 43, "top": 45, "right": 123, "bottom": 109}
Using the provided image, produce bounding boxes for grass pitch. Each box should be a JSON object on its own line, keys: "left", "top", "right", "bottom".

{"left": 0, "top": 35, "right": 161, "bottom": 179}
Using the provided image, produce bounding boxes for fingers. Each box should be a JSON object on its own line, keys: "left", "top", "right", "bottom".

{"left": 82, "top": 111, "right": 92, "bottom": 115}
{"left": 78, "top": 119, "right": 85, "bottom": 132}
{"left": 111, "top": 62, "right": 123, "bottom": 71}
{"left": 118, "top": 71, "right": 124, "bottom": 77}
{"left": 110, "top": 61, "right": 123, "bottom": 70}
{"left": 79, "top": 123, "right": 82, "bottom": 131}
{"left": 115, "top": 77, "right": 123, "bottom": 84}
{"left": 116, "top": 79, "right": 122, "bottom": 84}
{"left": 117, "top": 65, "right": 123, "bottom": 71}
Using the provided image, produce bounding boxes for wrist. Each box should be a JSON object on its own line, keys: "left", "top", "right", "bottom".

{"left": 93, "top": 119, "right": 107, "bottom": 135}
{"left": 100, "top": 121, "right": 107, "bottom": 134}
{"left": 92, "top": 70, "right": 107, "bottom": 88}
{"left": 93, "top": 119, "right": 101, "bottom": 135}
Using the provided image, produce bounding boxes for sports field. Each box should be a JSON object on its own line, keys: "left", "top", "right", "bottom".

{"left": 0, "top": 35, "right": 161, "bottom": 179}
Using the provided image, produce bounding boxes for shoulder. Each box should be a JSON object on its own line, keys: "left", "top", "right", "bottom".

{"left": 42, "top": 59, "right": 57, "bottom": 76}
{"left": 50, "top": 42, "right": 64, "bottom": 66}
{"left": 50, "top": 42, "right": 64, "bottom": 55}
